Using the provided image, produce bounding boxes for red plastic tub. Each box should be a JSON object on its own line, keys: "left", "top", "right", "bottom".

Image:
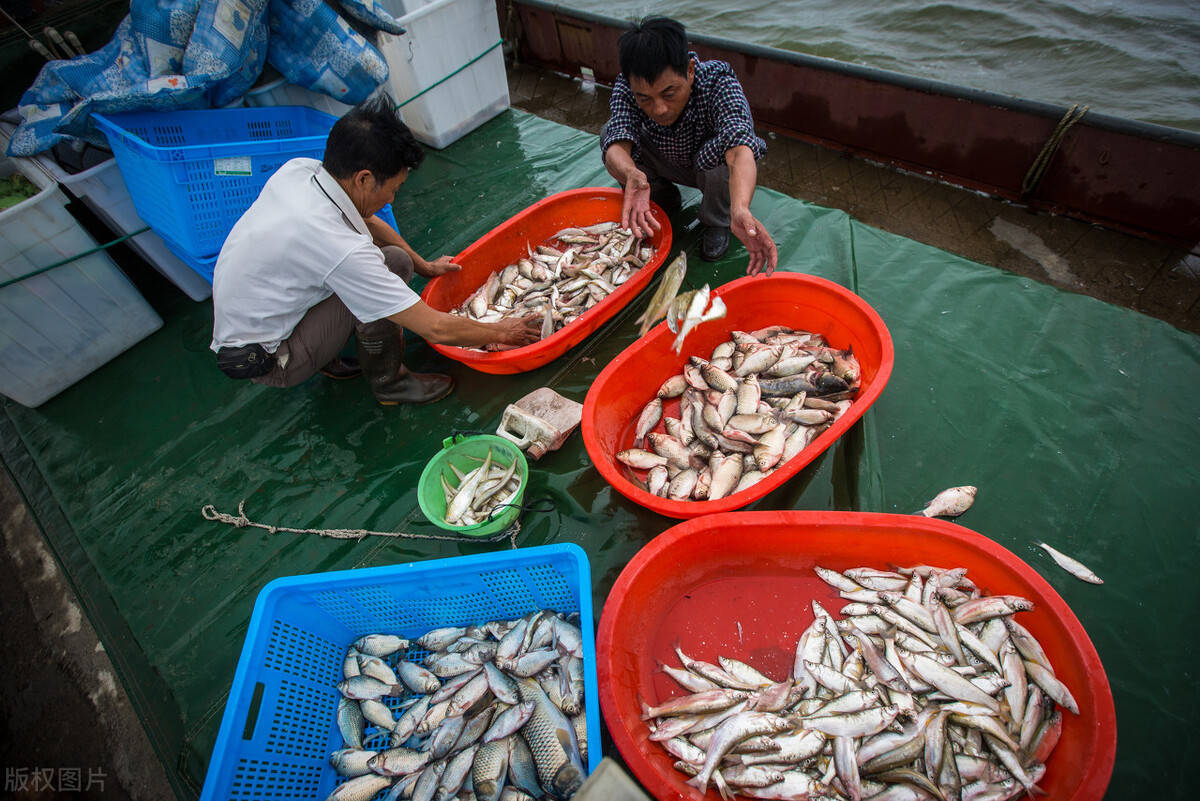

{"left": 581, "top": 273, "right": 893, "bottom": 518}
{"left": 421, "top": 187, "right": 672, "bottom": 374}
{"left": 596, "top": 511, "right": 1116, "bottom": 801}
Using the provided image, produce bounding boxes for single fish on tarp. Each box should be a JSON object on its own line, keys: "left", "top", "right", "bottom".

{"left": 1037, "top": 542, "right": 1104, "bottom": 584}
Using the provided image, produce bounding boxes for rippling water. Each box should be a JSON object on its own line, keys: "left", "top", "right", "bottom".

{"left": 566, "top": 0, "right": 1200, "bottom": 132}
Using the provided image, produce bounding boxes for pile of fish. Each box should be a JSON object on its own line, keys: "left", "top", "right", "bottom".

{"left": 642, "top": 564, "right": 1076, "bottom": 801}
{"left": 451, "top": 222, "right": 656, "bottom": 350}
{"left": 617, "top": 326, "right": 861, "bottom": 501}
{"left": 437, "top": 448, "right": 523, "bottom": 528}
{"left": 328, "top": 610, "right": 588, "bottom": 801}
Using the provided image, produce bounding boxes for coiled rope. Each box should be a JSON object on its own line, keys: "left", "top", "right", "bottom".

{"left": 1021, "top": 103, "right": 1089, "bottom": 199}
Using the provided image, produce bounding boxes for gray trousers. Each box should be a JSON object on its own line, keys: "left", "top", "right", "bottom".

{"left": 253, "top": 246, "right": 414, "bottom": 388}
{"left": 602, "top": 123, "right": 732, "bottom": 227}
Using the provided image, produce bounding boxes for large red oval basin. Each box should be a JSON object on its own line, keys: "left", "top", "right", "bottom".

{"left": 421, "top": 187, "right": 672, "bottom": 374}
{"left": 582, "top": 273, "right": 894, "bottom": 518}
{"left": 596, "top": 511, "right": 1116, "bottom": 801}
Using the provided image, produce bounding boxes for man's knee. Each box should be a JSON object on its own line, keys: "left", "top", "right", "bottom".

{"left": 382, "top": 245, "right": 414, "bottom": 283}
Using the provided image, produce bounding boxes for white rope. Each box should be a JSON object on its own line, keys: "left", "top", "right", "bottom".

{"left": 201, "top": 501, "right": 521, "bottom": 547}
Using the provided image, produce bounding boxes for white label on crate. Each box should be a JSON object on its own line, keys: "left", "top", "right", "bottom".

{"left": 214, "top": 157, "right": 252, "bottom": 177}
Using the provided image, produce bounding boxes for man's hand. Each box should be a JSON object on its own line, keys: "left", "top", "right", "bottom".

{"left": 417, "top": 255, "right": 462, "bottom": 278}
{"left": 621, "top": 170, "right": 661, "bottom": 240}
{"left": 494, "top": 315, "right": 542, "bottom": 347}
{"left": 731, "top": 207, "right": 778, "bottom": 276}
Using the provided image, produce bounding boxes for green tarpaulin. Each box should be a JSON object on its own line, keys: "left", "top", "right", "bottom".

{"left": 1, "top": 109, "right": 1196, "bottom": 799}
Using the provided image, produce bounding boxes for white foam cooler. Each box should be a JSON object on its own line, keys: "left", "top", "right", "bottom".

{"left": 376, "top": 0, "right": 511, "bottom": 148}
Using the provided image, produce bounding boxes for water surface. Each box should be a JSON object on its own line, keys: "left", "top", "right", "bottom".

{"left": 569, "top": 0, "right": 1200, "bottom": 131}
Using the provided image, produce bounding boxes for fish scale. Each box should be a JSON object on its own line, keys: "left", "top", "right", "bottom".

{"left": 514, "top": 678, "right": 585, "bottom": 799}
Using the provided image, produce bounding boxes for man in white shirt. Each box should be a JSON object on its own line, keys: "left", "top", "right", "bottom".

{"left": 211, "top": 97, "right": 539, "bottom": 405}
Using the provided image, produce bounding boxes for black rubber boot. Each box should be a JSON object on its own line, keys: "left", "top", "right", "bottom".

{"left": 355, "top": 320, "right": 454, "bottom": 405}
{"left": 318, "top": 356, "right": 361, "bottom": 380}
{"left": 700, "top": 225, "right": 731, "bottom": 261}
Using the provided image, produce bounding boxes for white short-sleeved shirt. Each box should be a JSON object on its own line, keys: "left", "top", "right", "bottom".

{"left": 210, "top": 158, "right": 420, "bottom": 353}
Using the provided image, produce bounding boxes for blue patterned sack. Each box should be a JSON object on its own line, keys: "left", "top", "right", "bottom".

{"left": 6, "top": 0, "right": 402, "bottom": 156}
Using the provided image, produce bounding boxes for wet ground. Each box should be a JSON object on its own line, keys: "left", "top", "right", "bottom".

{"left": 0, "top": 58, "right": 1196, "bottom": 801}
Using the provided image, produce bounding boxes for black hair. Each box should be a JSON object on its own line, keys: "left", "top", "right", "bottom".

{"left": 323, "top": 95, "right": 425, "bottom": 181}
{"left": 618, "top": 16, "right": 689, "bottom": 83}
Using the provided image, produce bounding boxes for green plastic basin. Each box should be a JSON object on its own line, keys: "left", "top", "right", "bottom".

{"left": 417, "top": 434, "right": 529, "bottom": 537}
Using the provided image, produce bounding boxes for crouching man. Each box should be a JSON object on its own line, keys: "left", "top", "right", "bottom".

{"left": 601, "top": 16, "right": 778, "bottom": 275}
{"left": 211, "top": 97, "right": 538, "bottom": 404}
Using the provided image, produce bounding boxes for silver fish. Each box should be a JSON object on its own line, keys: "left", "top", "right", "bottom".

{"left": 397, "top": 660, "right": 443, "bottom": 693}
{"left": 330, "top": 748, "right": 377, "bottom": 778}
{"left": 918, "top": 485, "right": 977, "bottom": 517}
{"left": 484, "top": 701, "right": 535, "bottom": 743}
{"left": 323, "top": 774, "right": 392, "bottom": 801}
{"left": 1037, "top": 541, "right": 1103, "bottom": 584}
{"left": 354, "top": 634, "right": 409, "bottom": 657}
{"left": 337, "top": 697, "right": 365, "bottom": 750}
{"left": 368, "top": 746, "right": 430, "bottom": 778}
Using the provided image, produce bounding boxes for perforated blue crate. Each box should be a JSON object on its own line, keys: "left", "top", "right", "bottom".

{"left": 162, "top": 203, "right": 402, "bottom": 285}
{"left": 199, "top": 544, "right": 600, "bottom": 801}
{"left": 93, "top": 106, "right": 337, "bottom": 260}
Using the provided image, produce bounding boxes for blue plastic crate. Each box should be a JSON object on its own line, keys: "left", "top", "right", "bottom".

{"left": 93, "top": 106, "right": 338, "bottom": 260}
{"left": 161, "top": 204, "right": 401, "bottom": 285}
{"left": 199, "top": 544, "right": 601, "bottom": 801}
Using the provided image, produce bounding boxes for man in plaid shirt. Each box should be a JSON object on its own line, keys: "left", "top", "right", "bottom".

{"left": 601, "top": 17, "right": 778, "bottom": 274}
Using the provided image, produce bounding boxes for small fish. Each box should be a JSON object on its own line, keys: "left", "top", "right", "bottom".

{"left": 634, "top": 397, "right": 663, "bottom": 447}
{"left": 636, "top": 252, "right": 687, "bottom": 335}
{"left": 1037, "top": 542, "right": 1103, "bottom": 584}
{"left": 323, "top": 773, "right": 391, "bottom": 801}
{"left": 338, "top": 675, "right": 397, "bottom": 701}
{"left": 354, "top": 634, "right": 409, "bottom": 657}
{"left": 917, "top": 485, "right": 977, "bottom": 517}
{"left": 337, "top": 697, "right": 365, "bottom": 749}
{"left": 617, "top": 448, "right": 668, "bottom": 469}
{"left": 483, "top": 701, "right": 536, "bottom": 743}
{"left": 330, "top": 748, "right": 377, "bottom": 778}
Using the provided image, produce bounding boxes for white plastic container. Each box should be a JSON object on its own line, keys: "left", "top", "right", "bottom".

{"left": 0, "top": 148, "right": 162, "bottom": 407}
{"left": 375, "top": 0, "right": 510, "bottom": 148}
{"left": 496, "top": 387, "right": 583, "bottom": 460}
{"left": 2, "top": 117, "right": 211, "bottom": 301}
{"left": 243, "top": 76, "right": 356, "bottom": 118}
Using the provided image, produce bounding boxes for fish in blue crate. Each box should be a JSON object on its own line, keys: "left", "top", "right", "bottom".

{"left": 325, "top": 610, "right": 587, "bottom": 801}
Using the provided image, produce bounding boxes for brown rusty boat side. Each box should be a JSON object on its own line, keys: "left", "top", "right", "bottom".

{"left": 501, "top": 0, "right": 1200, "bottom": 244}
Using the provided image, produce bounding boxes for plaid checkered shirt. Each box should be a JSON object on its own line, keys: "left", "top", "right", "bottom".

{"left": 601, "top": 52, "right": 767, "bottom": 172}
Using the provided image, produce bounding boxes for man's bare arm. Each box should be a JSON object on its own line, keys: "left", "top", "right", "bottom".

{"left": 726, "top": 145, "right": 778, "bottom": 276}
{"left": 604, "top": 141, "right": 661, "bottom": 239}
{"left": 388, "top": 301, "right": 539, "bottom": 348}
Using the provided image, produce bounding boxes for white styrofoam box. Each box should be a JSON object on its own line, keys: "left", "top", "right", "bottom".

{"left": 375, "top": 0, "right": 510, "bottom": 149}
{"left": 0, "top": 118, "right": 211, "bottom": 301}
{"left": 0, "top": 148, "right": 162, "bottom": 407}
{"left": 243, "top": 77, "right": 356, "bottom": 118}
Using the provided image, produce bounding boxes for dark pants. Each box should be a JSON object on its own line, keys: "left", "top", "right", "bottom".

{"left": 253, "top": 246, "right": 413, "bottom": 388}
{"left": 602, "top": 123, "right": 732, "bottom": 227}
